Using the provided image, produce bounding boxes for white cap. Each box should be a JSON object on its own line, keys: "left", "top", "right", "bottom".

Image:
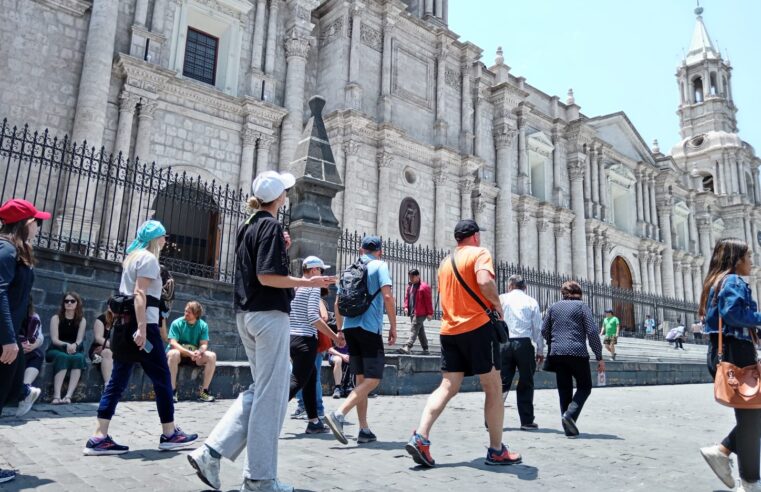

{"left": 302, "top": 255, "right": 331, "bottom": 270}
{"left": 252, "top": 171, "right": 296, "bottom": 203}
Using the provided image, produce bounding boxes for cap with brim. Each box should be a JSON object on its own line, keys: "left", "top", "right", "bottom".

{"left": 252, "top": 171, "right": 296, "bottom": 203}
{"left": 454, "top": 219, "right": 481, "bottom": 241}
{"left": 361, "top": 235, "right": 382, "bottom": 252}
{"left": 0, "top": 198, "right": 52, "bottom": 224}
{"left": 302, "top": 255, "right": 331, "bottom": 270}
{"left": 126, "top": 220, "right": 167, "bottom": 254}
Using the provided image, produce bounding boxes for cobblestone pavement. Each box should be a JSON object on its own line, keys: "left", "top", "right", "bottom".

{"left": 0, "top": 383, "right": 738, "bottom": 491}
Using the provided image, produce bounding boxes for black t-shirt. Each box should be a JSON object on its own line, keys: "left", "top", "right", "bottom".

{"left": 234, "top": 211, "right": 294, "bottom": 313}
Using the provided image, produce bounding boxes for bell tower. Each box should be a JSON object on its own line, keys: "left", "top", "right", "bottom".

{"left": 676, "top": 4, "right": 737, "bottom": 139}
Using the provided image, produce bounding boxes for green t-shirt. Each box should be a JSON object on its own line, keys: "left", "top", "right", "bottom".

{"left": 603, "top": 316, "right": 620, "bottom": 337}
{"left": 168, "top": 317, "right": 209, "bottom": 348}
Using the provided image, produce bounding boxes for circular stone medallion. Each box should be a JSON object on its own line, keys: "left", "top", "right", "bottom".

{"left": 399, "top": 197, "right": 421, "bottom": 244}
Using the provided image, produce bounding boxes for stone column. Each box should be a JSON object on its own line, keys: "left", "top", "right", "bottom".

{"left": 693, "top": 261, "right": 703, "bottom": 303}
{"left": 590, "top": 147, "right": 600, "bottom": 218}
{"left": 341, "top": 140, "right": 360, "bottom": 227}
{"left": 442, "top": 0, "right": 448, "bottom": 23}
{"left": 658, "top": 204, "right": 676, "bottom": 297}
{"left": 517, "top": 114, "right": 529, "bottom": 194}
{"left": 568, "top": 161, "right": 588, "bottom": 279}
{"left": 698, "top": 219, "right": 712, "bottom": 277}
{"left": 593, "top": 235, "right": 602, "bottom": 284}
{"left": 538, "top": 218, "right": 554, "bottom": 273}
{"left": 71, "top": 0, "right": 120, "bottom": 148}
{"left": 249, "top": 0, "right": 268, "bottom": 94}
{"left": 554, "top": 223, "right": 570, "bottom": 275}
{"left": 434, "top": 0, "right": 442, "bottom": 16}
{"left": 647, "top": 253, "right": 656, "bottom": 294}
{"left": 597, "top": 150, "right": 607, "bottom": 221}
{"left": 688, "top": 202, "right": 698, "bottom": 254}
{"left": 280, "top": 32, "right": 311, "bottom": 168}
{"left": 113, "top": 91, "right": 139, "bottom": 158}
{"left": 134, "top": 0, "right": 149, "bottom": 26}
{"left": 460, "top": 177, "right": 474, "bottom": 221}
{"left": 655, "top": 256, "right": 663, "bottom": 295}
{"left": 264, "top": 0, "right": 281, "bottom": 75}
{"left": 551, "top": 132, "right": 563, "bottom": 206}
{"left": 753, "top": 169, "right": 761, "bottom": 204}
{"left": 517, "top": 211, "right": 533, "bottom": 268}
{"left": 425, "top": 0, "right": 433, "bottom": 15}
{"left": 376, "top": 152, "right": 393, "bottom": 237}
{"left": 583, "top": 152, "right": 593, "bottom": 217}
{"left": 345, "top": 3, "right": 363, "bottom": 110}
{"left": 752, "top": 220, "right": 760, "bottom": 254}
{"left": 602, "top": 238, "right": 612, "bottom": 285}
{"left": 635, "top": 171, "right": 644, "bottom": 228}
{"left": 674, "top": 262, "right": 684, "bottom": 300}
{"left": 649, "top": 176, "right": 659, "bottom": 240}
{"left": 151, "top": 0, "right": 168, "bottom": 33}
{"left": 434, "top": 43, "right": 448, "bottom": 146}
{"left": 256, "top": 134, "right": 274, "bottom": 175}
{"left": 494, "top": 127, "right": 517, "bottom": 265}
{"left": 433, "top": 170, "right": 448, "bottom": 251}
{"left": 586, "top": 234, "right": 595, "bottom": 282}
{"left": 460, "top": 60, "right": 473, "bottom": 154}
{"left": 639, "top": 248, "right": 649, "bottom": 293}
{"left": 642, "top": 173, "right": 651, "bottom": 233}
{"left": 134, "top": 100, "right": 157, "bottom": 163}
{"left": 744, "top": 216, "right": 753, "bottom": 250}
{"left": 378, "top": 18, "right": 395, "bottom": 123}
{"left": 238, "top": 129, "right": 258, "bottom": 193}
{"left": 683, "top": 262, "right": 694, "bottom": 303}
{"left": 473, "top": 93, "right": 482, "bottom": 157}
{"left": 729, "top": 159, "right": 738, "bottom": 195}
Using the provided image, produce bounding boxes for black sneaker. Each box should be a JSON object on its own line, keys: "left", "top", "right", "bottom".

{"left": 159, "top": 427, "right": 198, "bottom": 451}
{"left": 357, "top": 429, "right": 377, "bottom": 443}
{"left": 520, "top": 423, "right": 539, "bottom": 431}
{"left": 421, "top": 350, "right": 430, "bottom": 355}
{"left": 305, "top": 420, "right": 330, "bottom": 434}
{"left": 83, "top": 435, "right": 129, "bottom": 456}
{"left": 0, "top": 469, "right": 16, "bottom": 483}
{"left": 561, "top": 414, "right": 579, "bottom": 438}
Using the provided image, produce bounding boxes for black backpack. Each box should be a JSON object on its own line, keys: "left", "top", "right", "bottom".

{"left": 337, "top": 257, "right": 381, "bottom": 317}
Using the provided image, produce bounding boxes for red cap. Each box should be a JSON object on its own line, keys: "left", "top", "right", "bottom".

{"left": 0, "top": 199, "right": 52, "bottom": 225}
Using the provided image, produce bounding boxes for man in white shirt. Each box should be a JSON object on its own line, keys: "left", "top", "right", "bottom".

{"left": 499, "top": 275, "right": 544, "bottom": 430}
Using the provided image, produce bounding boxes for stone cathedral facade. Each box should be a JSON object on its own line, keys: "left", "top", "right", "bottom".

{"left": 1, "top": 0, "right": 759, "bottom": 302}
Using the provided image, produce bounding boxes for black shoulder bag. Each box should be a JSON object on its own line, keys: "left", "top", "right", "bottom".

{"left": 449, "top": 255, "right": 508, "bottom": 344}
{"left": 108, "top": 294, "right": 161, "bottom": 363}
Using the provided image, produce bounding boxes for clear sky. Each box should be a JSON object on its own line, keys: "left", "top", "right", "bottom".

{"left": 449, "top": 0, "right": 761, "bottom": 154}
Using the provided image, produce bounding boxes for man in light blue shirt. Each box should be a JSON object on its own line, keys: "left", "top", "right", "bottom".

{"left": 326, "top": 236, "right": 397, "bottom": 445}
{"left": 499, "top": 275, "right": 543, "bottom": 430}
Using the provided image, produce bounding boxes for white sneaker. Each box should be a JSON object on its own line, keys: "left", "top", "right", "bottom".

{"left": 738, "top": 479, "right": 761, "bottom": 492}
{"left": 700, "top": 445, "right": 735, "bottom": 489}
{"left": 16, "top": 387, "right": 41, "bottom": 417}
{"left": 188, "top": 446, "right": 221, "bottom": 490}
{"left": 241, "top": 479, "right": 294, "bottom": 492}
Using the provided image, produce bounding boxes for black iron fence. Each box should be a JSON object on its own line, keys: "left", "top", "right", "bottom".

{"left": 335, "top": 230, "right": 701, "bottom": 343}
{"left": 0, "top": 118, "right": 291, "bottom": 282}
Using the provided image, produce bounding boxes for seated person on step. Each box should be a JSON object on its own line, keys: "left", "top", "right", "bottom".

{"left": 166, "top": 301, "right": 217, "bottom": 402}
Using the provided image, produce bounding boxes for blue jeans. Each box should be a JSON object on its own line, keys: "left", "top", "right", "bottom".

{"left": 296, "top": 352, "right": 324, "bottom": 416}
{"left": 97, "top": 324, "right": 175, "bottom": 424}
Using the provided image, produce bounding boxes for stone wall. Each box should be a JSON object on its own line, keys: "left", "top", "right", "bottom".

{"left": 31, "top": 249, "right": 243, "bottom": 362}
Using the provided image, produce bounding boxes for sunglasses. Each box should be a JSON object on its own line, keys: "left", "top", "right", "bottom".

{"left": 64, "top": 299, "right": 77, "bottom": 304}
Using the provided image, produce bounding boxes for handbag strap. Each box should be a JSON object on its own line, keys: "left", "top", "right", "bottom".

{"left": 449, "top": 254, "right": 493, "bottom": 316}
{"left": 718, "top": 317, "right": 723, "bottom": 359}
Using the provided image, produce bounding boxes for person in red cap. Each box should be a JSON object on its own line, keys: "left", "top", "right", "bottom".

{"left": 0, "top": 198, "right": 51, "bottom": 484}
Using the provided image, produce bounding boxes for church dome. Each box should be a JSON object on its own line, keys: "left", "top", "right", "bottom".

{"left": 671, "top": 130, "right": 744, "bottom": 159}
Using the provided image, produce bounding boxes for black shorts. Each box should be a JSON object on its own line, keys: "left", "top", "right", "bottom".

{"left": 24, "top": 350, "right": 43, "bottom": 371}
{"left": 440, "top": 322, "right": 500, "bottom": 377}
{"left": 343, "top": 328, "right": 385, "bottom": 380}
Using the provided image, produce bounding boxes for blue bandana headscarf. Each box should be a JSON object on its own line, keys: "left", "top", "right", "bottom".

{"left": 126, "top": 220, "right": 166, "bottom": 254}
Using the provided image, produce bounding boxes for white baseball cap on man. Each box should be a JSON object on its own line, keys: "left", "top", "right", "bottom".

{"left": 302, "top": 255, "right": 331, "bottom": 270}
{"left": 252, "top": 171, "right": 296, "bottom": 203}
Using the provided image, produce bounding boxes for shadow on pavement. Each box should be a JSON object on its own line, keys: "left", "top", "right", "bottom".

{"left": 0, "top": 474, "right": 55, "bottom": 490}
{"left": 116, "top": 449, "right": 191, "bottom": 461}
{"left": 411, "top": 459, "right": 539, "bottom": 480}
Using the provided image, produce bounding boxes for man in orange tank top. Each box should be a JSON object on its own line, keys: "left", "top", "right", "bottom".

{"left": 405, "top": 220, "right": 523, "bottom": 468}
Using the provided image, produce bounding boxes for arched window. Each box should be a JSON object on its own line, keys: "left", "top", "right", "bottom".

{"left": 693, "top": 76, "right": 704, "bottom": 103}
{"left": 709, "top": 73, "right": 718, "bottom": 96}
{"left": 702, "top": 174, "right": 715, "bottom": 193}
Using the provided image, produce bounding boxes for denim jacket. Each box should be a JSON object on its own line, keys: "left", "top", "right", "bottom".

{"left": 703, "top": 274, "right": 761, "bottom": 342}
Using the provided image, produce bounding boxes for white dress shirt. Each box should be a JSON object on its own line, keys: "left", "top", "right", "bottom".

{"left": 499, "top": 289, "right": 544, "bottom": 354}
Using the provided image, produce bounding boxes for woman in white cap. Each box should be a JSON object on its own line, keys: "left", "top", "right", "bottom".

{"left": 83, "top": 220, "right": 198, "bottom": 455}
{"left": 287, "top": 255, "right": 345, "bottom": 434}
{"left": 188, "top": 171, "right": 336, "bottom": 492}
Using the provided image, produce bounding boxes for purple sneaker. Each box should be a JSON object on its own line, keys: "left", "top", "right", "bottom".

{"left": 159, "top": 427, "right": 198, "bottom": 451}
{"left": 83, "top": 435, "right": 129, "bottom": 456}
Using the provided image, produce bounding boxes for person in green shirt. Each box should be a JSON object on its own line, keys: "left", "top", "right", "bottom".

{"left": 166, "top": 301, "right": 217, "bottom": 402}
{"left": 599, "top": 309, "right": 620, "bottom": 361}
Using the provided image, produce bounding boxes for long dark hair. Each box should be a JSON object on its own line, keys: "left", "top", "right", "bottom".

{"left": 698, "top": 238, "right": 749, "bottom": 317}
{"left": 0, "top": 219, "right": 35, "bottom": 267}
{"left": 58, "top": 291, "right": 84, "bottom": 325}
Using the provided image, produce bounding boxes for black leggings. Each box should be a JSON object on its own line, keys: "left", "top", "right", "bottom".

{"left": 0, "top": 341, "right": 25, "bottom": 413}
{"left": 708, "top": 334, "right": 761, "bottom": 482}
{"left": 553, "top": 356, "right": 593, "bottom": 422}
{"left": 289, "top": 335, "right": 319, "bottom": 420}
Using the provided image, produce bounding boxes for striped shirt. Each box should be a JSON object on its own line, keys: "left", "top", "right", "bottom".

{"left": 289, "top": 287, "right": 322, "bottom": 337}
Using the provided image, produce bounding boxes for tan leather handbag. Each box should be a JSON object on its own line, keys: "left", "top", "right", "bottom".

{"left": 714, "top": 317, "right": 761, "bottom": 409}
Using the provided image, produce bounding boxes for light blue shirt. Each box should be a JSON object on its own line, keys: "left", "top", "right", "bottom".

{"left": 341, "top": 254, "right": 392, "bottom": 334}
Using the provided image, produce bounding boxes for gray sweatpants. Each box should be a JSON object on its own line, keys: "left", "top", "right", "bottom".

{"left": 205, "top": 311, "right": 290, "bottom": 480}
